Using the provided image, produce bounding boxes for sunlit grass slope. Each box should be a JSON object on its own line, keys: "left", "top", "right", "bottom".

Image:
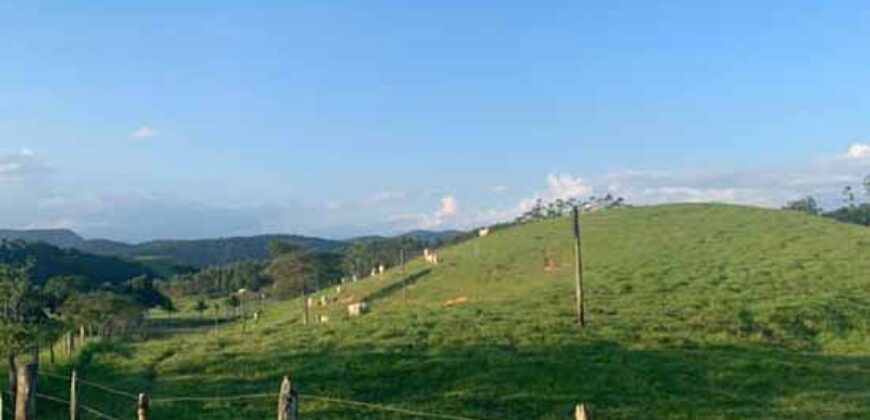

{"left": 37, "top": 204, "right": 870, "bottom": 419}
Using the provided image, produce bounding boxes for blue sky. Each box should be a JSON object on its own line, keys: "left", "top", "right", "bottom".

{"left": 2, "top": 1, "right": 870, "bottom": 241}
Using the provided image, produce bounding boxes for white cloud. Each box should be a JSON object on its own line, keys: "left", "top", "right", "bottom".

{"left": 438, "top": 195, "right": 457, "bottom": 216}
{"left": 844, "top": 143, "right": 870, "bottom": 160}
{"left": 19, "top": 148, "right": 35, "bottom": 157}
{"left": 492, "top": 185, "right": 508, "bottom": 194}
{"left": 545, "top": 173, "right": 592, "bottom": 200}
{"left": 0, "top": 162, "right": 22, "bottom": 175}
{"left": 520, "top": 173, "right": 593, "bottom": 212}
{"left": 130, "top": 126, "right": 158, "bottom": 139}
{"left": 386, "top": 194, "right": 459, "bottom": 231}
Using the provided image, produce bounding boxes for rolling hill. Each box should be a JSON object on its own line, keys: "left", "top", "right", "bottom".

{"left": 28, "top": 204, "right": 870, "bottom": 419}
{"left": 0, "top": 229, "right": 342, "bottom": 269}
{"left": 0, "top": 228, "right": 86, "bottom": 249}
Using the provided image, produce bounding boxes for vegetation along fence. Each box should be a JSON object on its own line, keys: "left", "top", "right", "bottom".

{"left": 0, "top": 370, "right": 592, "bottom": 419}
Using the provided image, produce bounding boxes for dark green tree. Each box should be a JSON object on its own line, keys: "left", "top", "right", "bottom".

{"left": 194, "top": 299, "right": 208, "bottom": 319}
{"left": 783, "top": 196, "right": 822, "bottom": 215}
{"left": 0, "top": 264, "right": 61, "bottom": 396}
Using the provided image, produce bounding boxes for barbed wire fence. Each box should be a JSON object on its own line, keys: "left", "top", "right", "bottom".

{"left": 3, "top": 370, "right": 520, "bottom": 420}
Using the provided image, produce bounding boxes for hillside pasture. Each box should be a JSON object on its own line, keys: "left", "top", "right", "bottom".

{"left": 19, "top": 204, "right": 870, "bottom": 419}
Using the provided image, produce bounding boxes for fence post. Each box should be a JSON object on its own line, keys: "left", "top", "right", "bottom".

{"left": 574, "top": 404, "right": 590, "bottom": 420}
{"left": 69, "top": 370, "right": 77, "bottom": 420}
{"left": 65, "top": 333, "right": 74, "bottom": 359}
{"left": 277, "top": 375, "right": 298, "bottom": 420}
{"left": 572, "top": 206, "right": 586, "bottom": 327}
{"left": 137, "top": 393, "right": 149, "bottom": 420}
{"left": 302, "top": 294, "right": 310, "bottom": 327}
{"left": 14, "top": 363, "right": 36, "bottom": 420}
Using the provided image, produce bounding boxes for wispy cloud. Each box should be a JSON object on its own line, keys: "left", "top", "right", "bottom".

{"left": 434, "top": 143, "right": 870, "bottom": 232}
{"left": 130, "top": 126, "right": 158, "bottom": 139}
{"left": 0, "top": 149, "right": 50, "bottom": 182}
{"left": 365, "top": 190, "right": 406, "bottom": 205}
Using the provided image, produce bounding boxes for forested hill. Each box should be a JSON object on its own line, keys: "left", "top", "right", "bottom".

{"left": 0, "top": 229, "right": 465, "bottom": 270}
{"left": 0, "top": 229, "right": 340, "bottom": 268}
{"left": 0, "top": 240, "right": 154, "bottom": 285}
{"left": 112, "top": 235, "right": 341, "bottom": 268}
{"left": 0, "top": 229, "right": 86, "bottom": 249}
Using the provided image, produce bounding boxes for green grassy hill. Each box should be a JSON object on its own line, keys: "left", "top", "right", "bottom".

{"left": 31, "top": 204, "right": 870, "bottom": 419}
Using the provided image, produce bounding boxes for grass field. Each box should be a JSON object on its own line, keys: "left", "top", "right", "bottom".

{"left": 19, "top": 204, "right": 870, "bottom": 419}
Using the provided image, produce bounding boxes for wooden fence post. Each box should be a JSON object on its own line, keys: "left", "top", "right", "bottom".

{"left": 213, "top": 305, "right": 219, "bottom": 335}
{"left": 65, "top": 332, "right": 74, "bottom": 359}
{"left": 69, "top": 370, "right": 77, "bottom": 420}
{"left": 7, "top": 355, "right": 16, "bottom": 405}
{"left": 277, "top": 375, "right": 298, "bottom": 420}
{"left": 574, "top": 404, "right": 590, "bottom": 420}
{"left": 137, "top": 393, "right": 149, "bottom": 420}
{"left": 14, "top": 363, "right": 36, "bottom": 420}
{"left": 302, "top": 294, "right": 310, "bottom": 327}
{"left": 572, "top": 206, "right": 586, "bottom": 327}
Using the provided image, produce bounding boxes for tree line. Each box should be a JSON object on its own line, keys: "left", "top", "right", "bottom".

{"left": 515, "top": 194, "right": 627, "bottom": 224}
{"left": 783, "top": 174, "right": 870, "bottom": 226}
{"left": 162, "top": 234, "right": 459, "bottom": 301}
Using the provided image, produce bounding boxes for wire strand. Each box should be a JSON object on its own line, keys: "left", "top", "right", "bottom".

{"left": 34, "top": 393, "right": 123, "bottom": 420}
{"left": 42, "top": 372, "right": 139, "bottom": 400}
{"left": 301, "top": 394, "right": 486, "bottom": 420}
{"left": 150, "top": 393, "right": 274, "bottom": 403}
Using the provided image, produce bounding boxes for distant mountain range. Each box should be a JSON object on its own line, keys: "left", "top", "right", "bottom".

{"left": 0, "top": 228, "right": 464, "bottom": 269}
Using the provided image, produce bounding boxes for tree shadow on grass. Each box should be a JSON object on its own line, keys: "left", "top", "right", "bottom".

{"left": 147, "top": 316, "right": 238, "bottom": 337}
{"left": 49, "top": 340, "right": 870, "bottom": 419}
{"left": 365, "top": 269, "right": 432, "bottom": 303}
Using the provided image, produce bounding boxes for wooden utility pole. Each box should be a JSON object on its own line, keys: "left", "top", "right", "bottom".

{"left": 69, "top": 370, "right": 77, "bottom": 420}
{"left": 136, "top": 393, "right": 149, "bottom": 420}
{"left": 14, "top": 363, "right": 36, "bottom": 420}
{"left": 572, "top": 206, "right": 586, "bottom": 327}
{"left": 277, "top": 375, "right": 298, "bottom": 420}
